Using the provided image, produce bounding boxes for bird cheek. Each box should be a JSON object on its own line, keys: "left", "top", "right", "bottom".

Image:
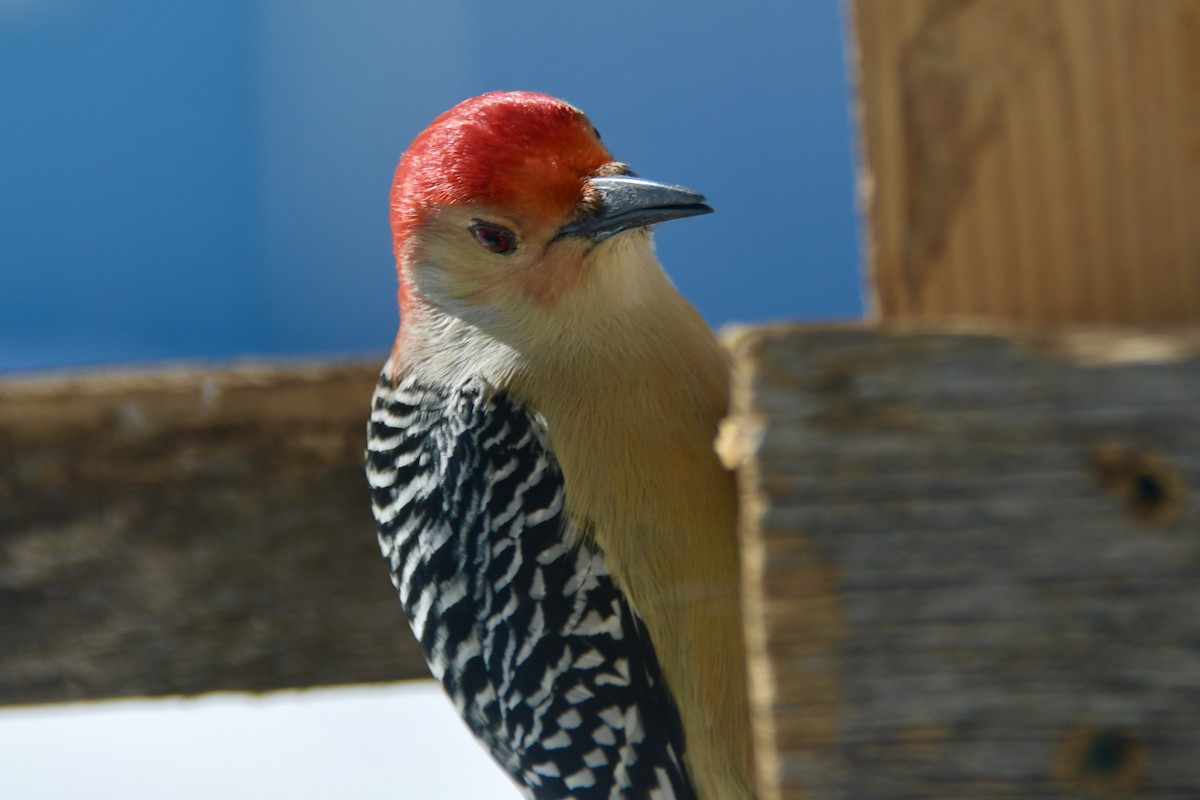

{"left": 511, "top": 246, "right": 589, "bottom": 308}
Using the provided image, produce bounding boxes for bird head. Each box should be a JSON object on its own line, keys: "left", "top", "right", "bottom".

{"left": 388, "top": 92, "right": 711, "bottom": 379}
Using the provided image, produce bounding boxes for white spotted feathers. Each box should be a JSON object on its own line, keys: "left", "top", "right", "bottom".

{"left": 366, "top": 371, "right": 695, "bottom": 800}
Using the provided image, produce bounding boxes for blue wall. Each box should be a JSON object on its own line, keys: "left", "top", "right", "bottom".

{"left": 1, "top": 1, "right": 861, "bottom": 371}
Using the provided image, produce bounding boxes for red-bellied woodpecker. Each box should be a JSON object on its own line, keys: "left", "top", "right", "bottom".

{"left": 366, "top": 91, "right": 753, "bottom": 800}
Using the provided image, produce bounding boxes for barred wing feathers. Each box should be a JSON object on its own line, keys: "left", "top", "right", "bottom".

{"left": 367, "top": 374, "right": 694, "bottom": 800}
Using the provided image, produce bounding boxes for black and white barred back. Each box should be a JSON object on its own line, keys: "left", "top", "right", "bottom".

{"left": 366, "top": 372, "right": 695, "bottom": 800}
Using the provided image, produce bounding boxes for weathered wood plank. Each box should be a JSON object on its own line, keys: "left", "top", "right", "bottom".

{"left": 851, "top": 0, "right": 1200, "bottom": 324}
{"left": 721, "top": 325, "right": 1200, "bottom": 800}
{"left": 0, "top": 363, "right": 429, "bottom": 706}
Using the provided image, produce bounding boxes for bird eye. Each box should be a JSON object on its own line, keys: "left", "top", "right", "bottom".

{"left": 469, "top": 221, "right": 516, "bottom": 255}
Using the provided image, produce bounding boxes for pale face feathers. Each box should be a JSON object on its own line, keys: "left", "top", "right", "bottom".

{"left": 396, "top": 202, "right": 677, "bottom": 392}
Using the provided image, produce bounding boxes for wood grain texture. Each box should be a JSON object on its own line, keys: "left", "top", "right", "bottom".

{"left": 851, "top": 0, "right": 1200, "bottom": 325}
{"left": 0, "top": 363, "right": 429, "bottom": 706}
{"left": 721, "top": 325, "right": 1200, "bottom": 800}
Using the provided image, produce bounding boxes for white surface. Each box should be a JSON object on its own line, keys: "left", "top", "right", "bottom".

{"left": 0, "top": 682, "right": 521, "bottom": 800}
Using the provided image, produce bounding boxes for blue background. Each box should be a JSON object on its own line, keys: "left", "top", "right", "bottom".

{"left": 1, "top": 0, "right": 862, "bottom": 372}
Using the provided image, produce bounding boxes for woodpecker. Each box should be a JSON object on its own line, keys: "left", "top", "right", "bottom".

{"left": 366, "top": 91, "right": 753, "bottom": 800}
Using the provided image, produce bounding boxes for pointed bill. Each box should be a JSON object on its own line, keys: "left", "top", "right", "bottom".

{"left": 557, "top": 176, "right": 713, "bottom": 242}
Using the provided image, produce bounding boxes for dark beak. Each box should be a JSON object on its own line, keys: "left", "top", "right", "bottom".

{"left": 556, "top": 176, "right": 713, "bottom": 242}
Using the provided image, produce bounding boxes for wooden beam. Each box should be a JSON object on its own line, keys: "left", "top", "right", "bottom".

{"left": 720, "top": 324, "right": 1200, "bottom": 800}
{"left": 0, "top": 363, "right": 429, "bottom": 706}
{"left": 851, "top": 0, "right": 1200, "bottom": 325}
{"left": 4, "top": 328, "right": 1199, "bottom": 799}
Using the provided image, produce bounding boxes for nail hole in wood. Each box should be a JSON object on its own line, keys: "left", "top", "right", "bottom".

{"left": 1056, "top": 727, "right": 1145, "bottom": 797}
{"left": 1082, "top": 731, "right": 1135, "bottom": 777}
{"left": 1091, "top": 445, "right": 1184, "bottom": 527}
